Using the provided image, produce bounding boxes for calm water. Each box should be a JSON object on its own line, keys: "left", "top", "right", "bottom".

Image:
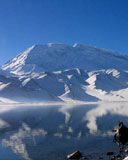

{"left": 0, "top": 102, "right": 127, "bottom": 160}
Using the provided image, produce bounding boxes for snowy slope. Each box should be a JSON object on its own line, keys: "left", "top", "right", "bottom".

{"left": 2, "top": 44, "right": 128, "bottom": 75}
{"left": 0, "top": 71, "right": 61, "bottom": 103}
{"left": 1, "top": 44, "right": 128, "bottom": 103}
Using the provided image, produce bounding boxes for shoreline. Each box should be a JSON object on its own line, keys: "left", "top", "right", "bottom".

{"left": 0, "top": 101, "right": 98, "bottom": 107}
{"left": 0, "top": 100, "right": 128, "bottom": 107}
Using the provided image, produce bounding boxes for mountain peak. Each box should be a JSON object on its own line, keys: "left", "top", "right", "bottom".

{"left": 72, "top": 43, "right": 91, "bottom": 48}
{"left": 2, "top": 43, "right": 128, "bottom": 76}
{"left": 1, "top": 43, "right": 128, "bottom": 103}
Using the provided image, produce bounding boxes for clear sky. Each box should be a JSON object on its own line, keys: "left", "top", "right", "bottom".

{"left": 0, "top": 0, "right": 128, "bottom": 65}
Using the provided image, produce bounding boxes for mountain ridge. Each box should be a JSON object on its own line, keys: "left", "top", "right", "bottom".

{"left": 0, "top": 43, "right": 128, "bottom": 103}
{"left": 2, "top": 44, "right": 128, "bottom": 76}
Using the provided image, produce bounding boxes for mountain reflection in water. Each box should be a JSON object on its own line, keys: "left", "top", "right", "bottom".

{"left": 0, "top": 102, "right": 127, "bottom": 160}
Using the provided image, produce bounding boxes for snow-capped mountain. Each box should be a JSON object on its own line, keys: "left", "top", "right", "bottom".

{"left": 1, "top": 43, "right": 128, "bottom": 103}
{"left": 2, "top": 44, "right": 128, "bottom": 75}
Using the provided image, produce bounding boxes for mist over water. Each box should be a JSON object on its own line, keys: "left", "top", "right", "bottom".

{"left": 0, "top": 102, "right": 127, "bottom": 160}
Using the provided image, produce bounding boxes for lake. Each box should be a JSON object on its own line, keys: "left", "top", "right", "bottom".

{"left": 0, "top": 102, "right": 127, "bottom": 160}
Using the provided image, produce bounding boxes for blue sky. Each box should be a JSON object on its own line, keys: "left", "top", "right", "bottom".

{"left": 0, "top": 0, "right": 128, "bottom": 65}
